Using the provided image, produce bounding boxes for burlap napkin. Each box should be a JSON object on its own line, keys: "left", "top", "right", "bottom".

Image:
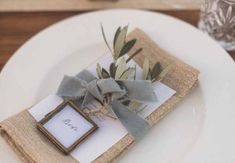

{"left": 0, "top": 28, "right": 199, "bottom": 163}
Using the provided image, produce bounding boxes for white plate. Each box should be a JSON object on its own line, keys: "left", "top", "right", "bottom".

{"left": 0, "top": 9, "right": 235, "bottom": 163}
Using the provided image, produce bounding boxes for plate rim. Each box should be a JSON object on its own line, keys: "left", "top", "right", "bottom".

{"left": 0, "top": 9, "right": 234, "bottom": 76}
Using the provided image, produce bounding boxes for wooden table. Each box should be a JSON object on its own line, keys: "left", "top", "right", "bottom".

{"left": 0, "top": 10, "right": 234, "bottom": 71}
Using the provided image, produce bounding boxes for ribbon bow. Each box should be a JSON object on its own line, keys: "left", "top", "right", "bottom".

{"left": 57, "top": 70, "right": 157, "bottom": 140}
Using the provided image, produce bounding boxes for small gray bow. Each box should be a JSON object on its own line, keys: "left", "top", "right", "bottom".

{"left": 57, "top": 70, "right": 157, "bottom": 140}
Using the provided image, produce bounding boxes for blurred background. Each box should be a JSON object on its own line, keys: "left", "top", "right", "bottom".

{"left": 0, "top": 0, "right": 234, "bottom": 72}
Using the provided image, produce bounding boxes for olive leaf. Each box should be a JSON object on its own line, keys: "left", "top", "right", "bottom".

{"left": 151, "top": 62, "right": 162, "bottom": 79}
{"left": 146, "top": 69, "right": 152, "bottom": 80}
{"left": 115, "top": 57, "right": 127, "bottom": 79}
{"left": 114, "top": 26, "right": 128, "bottom": 60}
{"left": 96, "top": 63, "right": 103, "bottom": 79}
{"left": 158, "top": 64, "right": 172, "bottom": 81}
{"left": 119, "top": 68, "right": 135, "bottom": 80}
{"left": 142, "top": 58, "right": 150, "bottom": 80}
{"left": 102, "top": 68, "right": 110, "bottom": 78}
{"left": 113, "top": 26, "right": 121, "bottom": 49}
{"left": 126, "top": 48, "right": 143, "bottom": 63}
{"left": 133, "top": 65, "right": 137, "bottom": 80}
{"left": 119, "top": 39, "right": 136, "bottom": 57}
{"left": 122, "top": 100, "right": 131, "bottom": 106}
{"left": 109, "top": 62, "right": 116, "bottom": 78}
{"left": 101, "top": 24, "right": 112, "bottom": 54}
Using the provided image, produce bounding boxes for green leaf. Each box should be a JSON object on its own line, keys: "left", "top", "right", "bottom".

{"left": 113, "top": 26, "right": 121, "bottom": 49}
{"left": 147, "top": 69, "right": 152, "bottom": 80}
{"left": 109, "top": 62, "right": 116, "bottom": 78}
{"left": 119, "top": 39, "right": 136, "bottom": 57}
{"left": 126, "top": 48, "right": 143, "bottom": 63}
{"left": 114, "top": 26, "right": 128, "bottom": 60}
{"left": 101, "top": 24, "right": 112, "bottom": 54}
{"left": 115, "top": 57, "right": 127, "bottom": 79}
{"left": 102, "top": 68, "right": 110, "bottom": 78}
{"left": 120, "top": 68, "right": 135, "bottom": 80}
{"left": 151, "top": 62, "right": 162, "bottom": 79}
{"left": 142, "top": 58, "right": 150, "bottom": 80}
{"left": 122, "top": 100, "right": 131, "bottom": 106}
{"left": 157, "top": 64, "right": 172, "bottom": 81}
{"left": 96, "top": 63, "right": 103, "bottom": 79}
{"left": 134, "top": 65, "right": 137, "bottom": 80}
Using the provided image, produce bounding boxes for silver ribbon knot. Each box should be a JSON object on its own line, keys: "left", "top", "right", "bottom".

{"left": 57, "top": 70, "right": 157, "bottom": 140}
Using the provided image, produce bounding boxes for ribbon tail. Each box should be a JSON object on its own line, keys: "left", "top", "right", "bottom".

{"left": 111, "top": 100, "right": 150, "bottom": 141}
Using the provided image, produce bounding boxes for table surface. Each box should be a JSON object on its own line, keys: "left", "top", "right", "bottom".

{"left": 0, "top": 0, "right": 200, "bottom": 11}
{"left": 0, "top": 10, "right": 234, "bottom": 71}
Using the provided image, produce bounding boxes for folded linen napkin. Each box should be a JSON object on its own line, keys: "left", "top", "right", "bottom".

{"left": 0, "top": 28, "right": 199, "bottom": 163}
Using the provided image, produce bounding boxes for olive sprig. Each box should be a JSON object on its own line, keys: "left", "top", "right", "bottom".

{"left": 98, "top": 25, "right": 142, "bottom": 80}
{"left": 96, "top": 25, "right": 172, "bottom": 114}
{"left": 98, "top": 25, "right": 171, "bottom": 83}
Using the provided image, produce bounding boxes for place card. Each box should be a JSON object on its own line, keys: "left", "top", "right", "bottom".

{"left": 37, "top": 100, "right": 98, "bottom": 154}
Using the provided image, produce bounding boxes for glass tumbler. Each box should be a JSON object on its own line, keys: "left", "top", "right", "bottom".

{"left": 198, "top": 0, "right": 235, "bottom": 50}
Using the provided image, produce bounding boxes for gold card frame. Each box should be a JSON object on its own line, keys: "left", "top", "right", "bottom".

{"left": 37, "top": 100, "right": 98, "bottom": 154}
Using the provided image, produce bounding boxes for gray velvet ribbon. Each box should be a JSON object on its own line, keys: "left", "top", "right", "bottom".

{"left": 57, "top": 70, "right": 157, "bottom": 140}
